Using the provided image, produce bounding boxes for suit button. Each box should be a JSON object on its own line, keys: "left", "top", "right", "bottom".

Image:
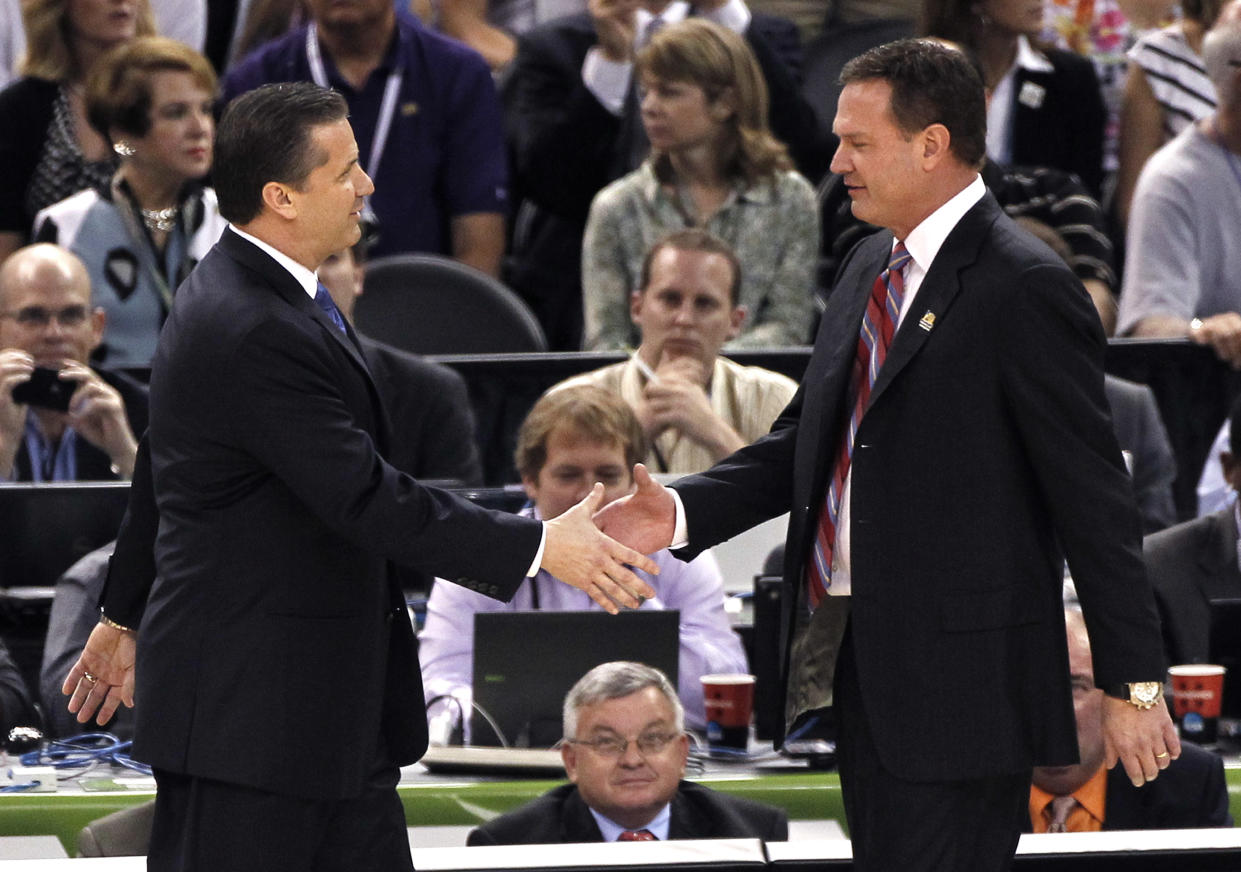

{"left": 488, "top": 585, "right": 499, "bottom": 596}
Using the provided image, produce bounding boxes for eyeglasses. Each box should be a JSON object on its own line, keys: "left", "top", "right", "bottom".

{"left": 0, "top": 305, "right": 90, "bottom": 328}
{"left": 566, "top": 731, "right": 681, "bottom": 758}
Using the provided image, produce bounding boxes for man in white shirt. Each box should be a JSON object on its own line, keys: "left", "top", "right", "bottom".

{"left": 552, "top": 229, "right": 796, "bottom": 474}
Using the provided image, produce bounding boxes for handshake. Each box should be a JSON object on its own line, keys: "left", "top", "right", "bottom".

{"left": 539, "top": 463, "right": 679, "bottom": 613}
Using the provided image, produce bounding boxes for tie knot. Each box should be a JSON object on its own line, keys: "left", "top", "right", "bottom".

{"left": 618, "top": 829, "right": 657, "bottom": 841}
{"left": 313, "top": 282, "right": 347, "bottom": 334}
{"left": 1046, "top": 795, "right": 1078, "bottom": 832}
{"left": 888, "top": 242, "right": 912, "bottom": 274}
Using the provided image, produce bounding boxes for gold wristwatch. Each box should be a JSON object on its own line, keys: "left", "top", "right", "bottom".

{"left": 1107, "top": 681, "right": 1163, "bottom": 710}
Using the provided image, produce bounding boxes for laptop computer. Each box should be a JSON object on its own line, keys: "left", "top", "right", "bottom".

{"left": 470, "top": 609, "right": 680, "bottom": 748}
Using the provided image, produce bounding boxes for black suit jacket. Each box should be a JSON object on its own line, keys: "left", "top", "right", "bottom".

{"left": 1144, "top": 510, "right": 1241, "bottom": 666}
{"left": 671, "top": 192, "right": 1162, "bottom": 782}
{"left": 1008, "top": 48, "right": 1106, "bottom": 198}
{"left": 358, "top": 337, "right": 482, "bottom": 486}
{"left": 466, "top": 780, "right": 789, "bottom": 845}
{"left": 103, "top": 229, "right": 542, "bottom": 801}
{"left": 13, "top": 369, "right": 148, "bottom": 482}
{"left": 1024, "top": 742, "right": 1232, "bottom": 831}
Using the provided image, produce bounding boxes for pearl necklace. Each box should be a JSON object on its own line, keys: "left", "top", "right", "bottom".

{"left": 140, "top": 206, "right": 177, "bottom": 234}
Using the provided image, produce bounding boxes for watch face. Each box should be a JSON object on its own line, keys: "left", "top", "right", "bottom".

{"left": 1131, "top": 682, "right": 1161, "bottom": 705}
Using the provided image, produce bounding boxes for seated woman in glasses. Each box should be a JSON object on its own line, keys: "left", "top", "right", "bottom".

{"left": 33, "top": 36, "right": 226, "bottom": 369}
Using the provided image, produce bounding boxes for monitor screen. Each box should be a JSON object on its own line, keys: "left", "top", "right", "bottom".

{"left": 471, "top": 609, "right": 680, "bottom": 748}
{"left": 0, "top": 482, "right": 130, "bottom": 589}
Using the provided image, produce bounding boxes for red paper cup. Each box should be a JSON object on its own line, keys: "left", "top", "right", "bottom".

{"left": 702, "top": 673, "right": 755, "bottom": 751}
{"left": 1168, "top": 664, "right": 1226, "bottom": 743}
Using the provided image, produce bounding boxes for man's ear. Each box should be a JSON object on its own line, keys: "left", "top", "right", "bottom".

{"left": 261, "top": 181, "right": 297, "bottom": 220}
{"left": 629, "top": 290, "right": 645, "bottom": 324}
{"left": 87, "top": 307, "right": 107, "bottom": 355}
{"left": 727, "top": 304, "right": 747, "bottom": 339}
{"left": 561, "top": 741, "right": 580, "bottom": 783}
{"left": 919, "top": 123, "right": 952, "bottom": 170}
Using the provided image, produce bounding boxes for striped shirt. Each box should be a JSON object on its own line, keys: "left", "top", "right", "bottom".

{"left": 1127, "top": 26, "right": 1217, "bottom": 142}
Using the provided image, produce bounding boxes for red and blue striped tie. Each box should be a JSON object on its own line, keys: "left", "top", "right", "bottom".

{"left": 805, "top": 242, "right": 911, "bottom": 609}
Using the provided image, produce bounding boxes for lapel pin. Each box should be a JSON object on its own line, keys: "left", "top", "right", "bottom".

{"left": 918, "top": 311, "right": 936, "bottom": 332}
{"left": 1018, "top": 81, "right": 1045, "bottom": 109}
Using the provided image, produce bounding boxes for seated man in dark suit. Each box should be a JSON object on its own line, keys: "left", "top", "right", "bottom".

{"left": 0, "top": 244, "right": 147, "bottom": 482}
{"left": 467, "top": 660, "right": 787, "bottom": 844}
{"left": 0, "top": 634, "right": 38, "bottom": 738}
{"left": 1144, "top": 392, "right": 1241, "bottom": 665}
{"left": 1027, "top": 608, "right": 1231, "bottom": 832}
{"left": 318, "top": 234, "right": 483, "bottom": 486}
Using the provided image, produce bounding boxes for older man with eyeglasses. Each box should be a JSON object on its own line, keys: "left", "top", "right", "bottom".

{"left": 467, "top": 661, "right": 788, "bottom": 845}
{"left": 0, "top": 244, "right": 145, "bottom": 482}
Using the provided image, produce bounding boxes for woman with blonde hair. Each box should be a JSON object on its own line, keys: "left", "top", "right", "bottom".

{"left": 34, "top": 36, "right": 226, "bottom": 367}
{"left": 0, "top": 0, "right": 156, "bottom": 264}
{"left": 582, "top": 18, "right": 819, "bottom": 351}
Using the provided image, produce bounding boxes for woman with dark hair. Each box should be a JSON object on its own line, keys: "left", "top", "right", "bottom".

{"left": 0, "top": 0, "right": 157, "bottom": 264}
{"left": 581, "top": 18, "right": 818, "bottom": 351}
{"left": 921, "top": 0, "right": 1107, "bottom": 196}
{"left": 1113, "top": 0, "right": 1224, "bottom": 228}
{"left": 34, "top": 36, "right": 226, "bottom": 367}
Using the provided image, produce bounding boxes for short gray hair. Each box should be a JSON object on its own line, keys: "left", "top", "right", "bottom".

{"left": 562, "top": 661, "right": 684, "bottom": 738}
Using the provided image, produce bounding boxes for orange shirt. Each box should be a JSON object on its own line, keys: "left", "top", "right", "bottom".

{"left": 1029, "top": 766, "right": 1108, "bottom": 833}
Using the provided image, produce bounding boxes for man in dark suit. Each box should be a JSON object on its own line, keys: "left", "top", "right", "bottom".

{"left": 1027, "top": 608, "right": 1231, "bottom": 832}
{"left": 0, "top": 244, "right": 146, "bottom": 482}
{"left": 468, "top": 661, "right": 788, "bottom": 844}
{"left": 1145, "top": 393, "right": 1241, "bottom": 665}
{"left": 60, "top": 82, "right": 658, "bottom": 872}
{"left": 597, "top": 39, "right": 1176, "bottom": 871}
{"left": 502, "top": 0, "right": 825, "bottom": 349}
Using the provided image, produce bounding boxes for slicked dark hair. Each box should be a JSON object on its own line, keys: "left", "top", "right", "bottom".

{"left": 213, "top": 82, "right": 349, "bottom": 224}
{"left": 839, "top": 38, "right": 986, "bottom": 168}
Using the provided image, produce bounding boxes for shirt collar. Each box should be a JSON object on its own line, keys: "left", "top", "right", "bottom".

{"left": 590, "top": 801, "right": 673, "bottom": 841}
{"left": 900, "top": 174, "right": 986, "bottom": 274}
{"left": 1029, "top": 765, "right": 1108, "bottom": 831}
{"left": 229, "top": 225, "right": 319, "bottom": 300}
{"left": 1014, "top": 35, "right": 1054, "bottom": 74}
{"left": 638, "top": 161, "right": 775, "bottom": 206}
{"left": 635, "top": 1, "right": 690, "bottom": 47}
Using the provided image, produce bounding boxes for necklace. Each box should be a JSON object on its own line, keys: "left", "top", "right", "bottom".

{"left": 139, "top": 206, "right": 177, "bottom": 234}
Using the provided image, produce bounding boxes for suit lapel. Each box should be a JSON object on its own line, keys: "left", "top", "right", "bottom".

{"left": 867, "top": 194, "right": 1001, "bottom": 409}
{"left": 563, "top": 788, "right": 606, "bottom": 842}
{"left": 219, "top": 230, "right": 374, "bottom": 385}
{"left": 668, "top": 786, "right": 708, "bottom": 839}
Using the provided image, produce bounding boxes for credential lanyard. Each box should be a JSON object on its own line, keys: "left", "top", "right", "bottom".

{"left": 306, "top": 23, "right": 400, "bottom": 211}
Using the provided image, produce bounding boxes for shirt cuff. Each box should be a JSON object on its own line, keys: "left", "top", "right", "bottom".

{"left": 670, "top": 488, "right": 689, "bottom": 549}
{"left": 526, "top": 522, "right": 548, "bottom": 577}
{"left": 698, "top": 0, "right": 751, "bottom": 33}
{"left": 583, "top": 47, "right": 632, "bottom": 116}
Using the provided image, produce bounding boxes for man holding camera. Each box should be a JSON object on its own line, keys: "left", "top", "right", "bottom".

{"left": 0, "top": 244, "right": 145, "bottom": 482}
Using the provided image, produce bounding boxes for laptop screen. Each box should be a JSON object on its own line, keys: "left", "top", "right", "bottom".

{"left": 0, "top": 482, "right": 130, "bottom": 589}
{"left": 470, "top": 609, "right": 680, "bottom": 748}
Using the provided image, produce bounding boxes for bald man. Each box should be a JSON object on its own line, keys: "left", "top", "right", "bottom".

{"left": 1028, "top": 609, "right": 1231, "bottom": 832}
{"left": 0, "top": 244, "right": 146, "bottom": 482}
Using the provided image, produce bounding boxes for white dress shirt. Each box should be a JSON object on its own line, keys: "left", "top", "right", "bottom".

{"left": 671, "top": 175, "right": 988, "bottom": 599}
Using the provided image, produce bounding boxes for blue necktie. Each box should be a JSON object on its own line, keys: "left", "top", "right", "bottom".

{"left": 313, "top": 282, "right": 347, "bottom": 335}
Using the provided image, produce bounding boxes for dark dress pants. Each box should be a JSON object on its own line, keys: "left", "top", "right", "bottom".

{"left": 833, "top": 619, "right": 1031, "bottom": 871}
{"left": 148, "top": 758, "right": 413, "bottom": 872}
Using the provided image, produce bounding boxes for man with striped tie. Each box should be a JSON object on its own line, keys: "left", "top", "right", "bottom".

{"left": 596, "top": 38, "right": 1177, "bottom": 871}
